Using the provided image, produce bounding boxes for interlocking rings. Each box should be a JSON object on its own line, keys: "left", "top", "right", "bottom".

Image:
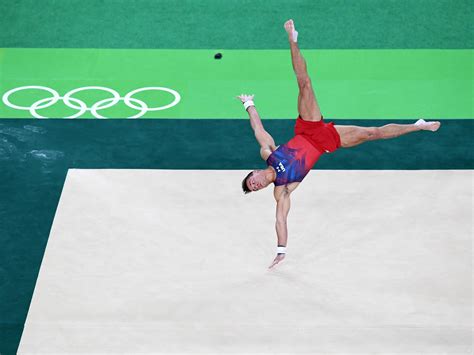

{"left": 2, "top": 86, "right": 181, "bottom": 119}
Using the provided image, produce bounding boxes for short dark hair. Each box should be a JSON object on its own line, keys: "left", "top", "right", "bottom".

{"left": 242, "top": 171, "right": 254, "bottom": 194}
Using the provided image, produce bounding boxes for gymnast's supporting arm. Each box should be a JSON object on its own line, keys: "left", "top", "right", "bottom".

{"left": 269, "top": 189, "right": 291, "bottom": 269}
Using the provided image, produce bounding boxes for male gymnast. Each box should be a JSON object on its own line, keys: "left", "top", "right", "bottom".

{"left": 237, "top": 20, "right": 440, "bottom": 269}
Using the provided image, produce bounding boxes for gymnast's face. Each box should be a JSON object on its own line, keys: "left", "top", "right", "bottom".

{"left": 247, "top": 170, "right": 271, "bottom": 192}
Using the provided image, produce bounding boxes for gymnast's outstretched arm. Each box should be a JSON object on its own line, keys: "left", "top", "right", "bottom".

{"left": 237, "top": 94, "right": 276, "bottom": 160}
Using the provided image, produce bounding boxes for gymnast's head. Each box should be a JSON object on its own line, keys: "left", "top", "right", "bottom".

{"left": 242, "top": 170, "right": 272, "bottom": 194}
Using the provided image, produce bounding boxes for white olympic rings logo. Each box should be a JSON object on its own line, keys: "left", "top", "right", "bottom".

{"left": 2, "top": 86, "right": 181, "bottom": 118}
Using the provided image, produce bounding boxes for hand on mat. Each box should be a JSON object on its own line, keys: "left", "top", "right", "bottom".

{"left": 236, "top": 94, "right": 254, "bottom": 103}
{"left": 268, "top": 253, "right": 285, "bottom": 269}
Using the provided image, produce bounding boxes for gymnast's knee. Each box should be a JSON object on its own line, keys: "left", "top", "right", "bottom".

{"left": 367, "top": 127, "right": 382, "bottom": 140}
{"left": 297, "top": 75, "right": 311, "bottom": 90}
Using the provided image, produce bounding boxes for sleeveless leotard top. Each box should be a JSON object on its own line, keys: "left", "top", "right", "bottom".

{"left": 266, "top": 135, "right": 322, "bottom": 186}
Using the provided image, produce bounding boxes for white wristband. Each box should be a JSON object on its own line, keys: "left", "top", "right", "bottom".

{"left": 243, "top": 100, "right": 255, "bottom": 111}
{"left": 277, "top": 246, "right": 287, "bottom": 254}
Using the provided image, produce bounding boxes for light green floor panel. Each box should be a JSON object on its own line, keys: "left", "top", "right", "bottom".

{"left": 1, "top": 49, "right": 471, "bottom": 119}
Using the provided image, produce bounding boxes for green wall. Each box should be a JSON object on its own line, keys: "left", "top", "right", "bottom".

{"left": 1, "top": 0, "right": 472, "bottom": 48}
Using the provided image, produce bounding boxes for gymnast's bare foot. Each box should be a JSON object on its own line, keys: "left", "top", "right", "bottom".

{"left": 284, "top": 19, "right": 298, "bottom": 43}
{"left": 415, "top": 119, "right": 441, "bottom": 132}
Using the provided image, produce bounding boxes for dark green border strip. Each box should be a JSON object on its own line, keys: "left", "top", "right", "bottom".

{"left": 1, "top": 0, "right": 472, "bottom": 49}
{"left": 0, "top": 118, "right": 472, "bottom": 353}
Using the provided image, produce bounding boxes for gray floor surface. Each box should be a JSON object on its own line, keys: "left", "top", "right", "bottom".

{"left": 19, "top": 169, "right": 473, "bottom": 354}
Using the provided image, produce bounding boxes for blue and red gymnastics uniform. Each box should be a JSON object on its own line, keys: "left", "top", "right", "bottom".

{"left": 266, "top": 116, "right": 341, "bottom": 186}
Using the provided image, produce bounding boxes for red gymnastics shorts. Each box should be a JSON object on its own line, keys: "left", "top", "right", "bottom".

{"left": 294, "top": 115, "right": 341, "bottom": 153}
